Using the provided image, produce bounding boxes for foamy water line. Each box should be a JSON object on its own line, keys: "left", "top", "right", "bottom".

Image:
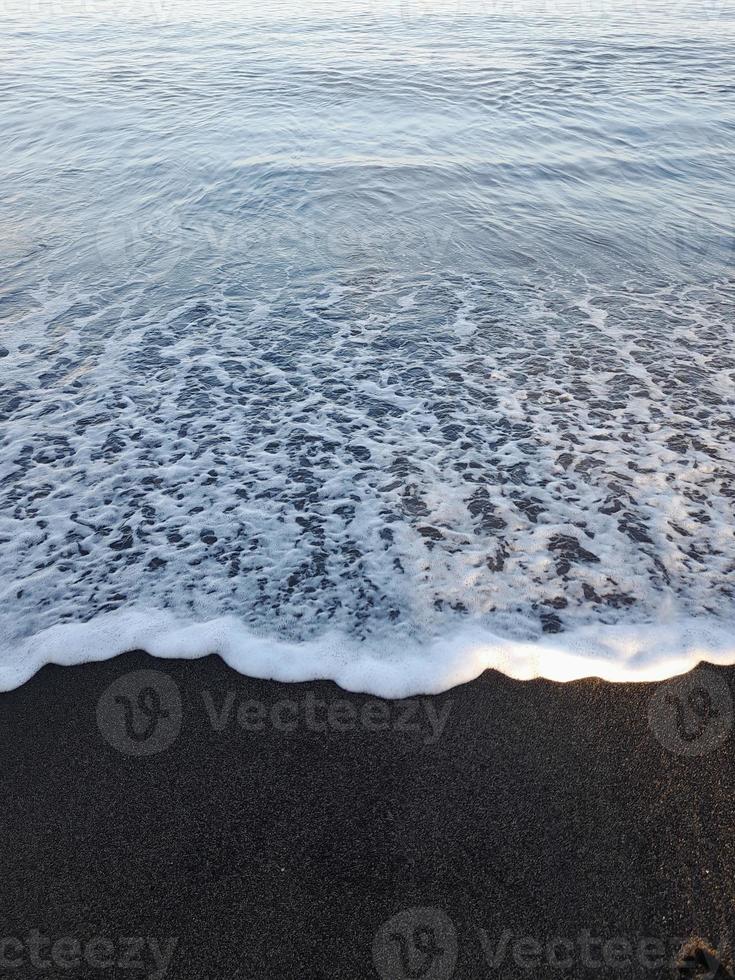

{"left": 5, "top": 608, "right": 735, "bottom": 695}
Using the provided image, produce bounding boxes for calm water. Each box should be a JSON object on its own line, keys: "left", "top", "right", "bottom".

{"left": 1, "top": 0, "right": 734, "bottom": 688}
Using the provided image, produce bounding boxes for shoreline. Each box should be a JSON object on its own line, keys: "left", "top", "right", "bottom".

{"left": 5, "top": 609, "right": 735, "bottom": 695}
{"left": 2, "top": 650, "right": 735, "bottom": 978}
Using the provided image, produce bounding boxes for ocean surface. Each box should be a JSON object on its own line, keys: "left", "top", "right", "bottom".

{"left": 1, "top": 0, "right": 734, "bottom": 693}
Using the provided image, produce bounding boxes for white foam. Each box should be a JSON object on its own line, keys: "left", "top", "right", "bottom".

{"left": 3, "top": 607, "right": 735, "bottom": 696}
{"left": 2, "top": 274, "right": 734, "bottom": 694}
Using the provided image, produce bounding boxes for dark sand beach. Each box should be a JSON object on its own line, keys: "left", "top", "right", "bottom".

{"left": 2, "top": 652, "right": 734, "bottom": 979}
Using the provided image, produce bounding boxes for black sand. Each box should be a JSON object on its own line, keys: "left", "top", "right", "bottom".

{"left": 2, "top": 651, "right": 735, "bottom": 979}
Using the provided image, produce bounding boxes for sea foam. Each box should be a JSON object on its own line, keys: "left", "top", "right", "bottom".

{"left": 2, "top": 275, "right": 734, "bottom": 694}
{"left": 3, "top": 608, "right": 735, "bottom": 695}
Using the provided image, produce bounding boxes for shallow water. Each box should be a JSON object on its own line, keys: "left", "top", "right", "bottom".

{"left": 1, "top": 0, "right": 734, "bottom": 691}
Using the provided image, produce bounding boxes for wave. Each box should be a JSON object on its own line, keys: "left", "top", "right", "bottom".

{"left": 2, "top": 274, "right": 734, "bottom": 696}
{"left": 4, "top": 607, "right": 735, "bottom": 695}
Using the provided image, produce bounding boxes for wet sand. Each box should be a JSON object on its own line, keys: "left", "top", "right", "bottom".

{"left": 1, "top": 651, "right": 734, "bottom": 978}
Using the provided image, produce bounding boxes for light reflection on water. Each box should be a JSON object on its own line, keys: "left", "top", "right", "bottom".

{"left": 3, "top": 0, "right": 734, "bottom": 288}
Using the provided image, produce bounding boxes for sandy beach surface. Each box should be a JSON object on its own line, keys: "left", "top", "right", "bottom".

{"left": 2, "top": 652, "right": 734, "bottom": 979}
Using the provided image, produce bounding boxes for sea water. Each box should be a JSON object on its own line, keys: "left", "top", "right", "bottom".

{"left": 1, "top": 0, "right": 734, "bottom": 693}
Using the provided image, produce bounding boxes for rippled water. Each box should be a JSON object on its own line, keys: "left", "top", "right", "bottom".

{"left": 1, "top": 0, "right": 734, "bottom": 689}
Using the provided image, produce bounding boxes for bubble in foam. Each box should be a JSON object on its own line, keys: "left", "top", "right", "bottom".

{"left": 1, "top": 272, "right": 734, "bottom": 692}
